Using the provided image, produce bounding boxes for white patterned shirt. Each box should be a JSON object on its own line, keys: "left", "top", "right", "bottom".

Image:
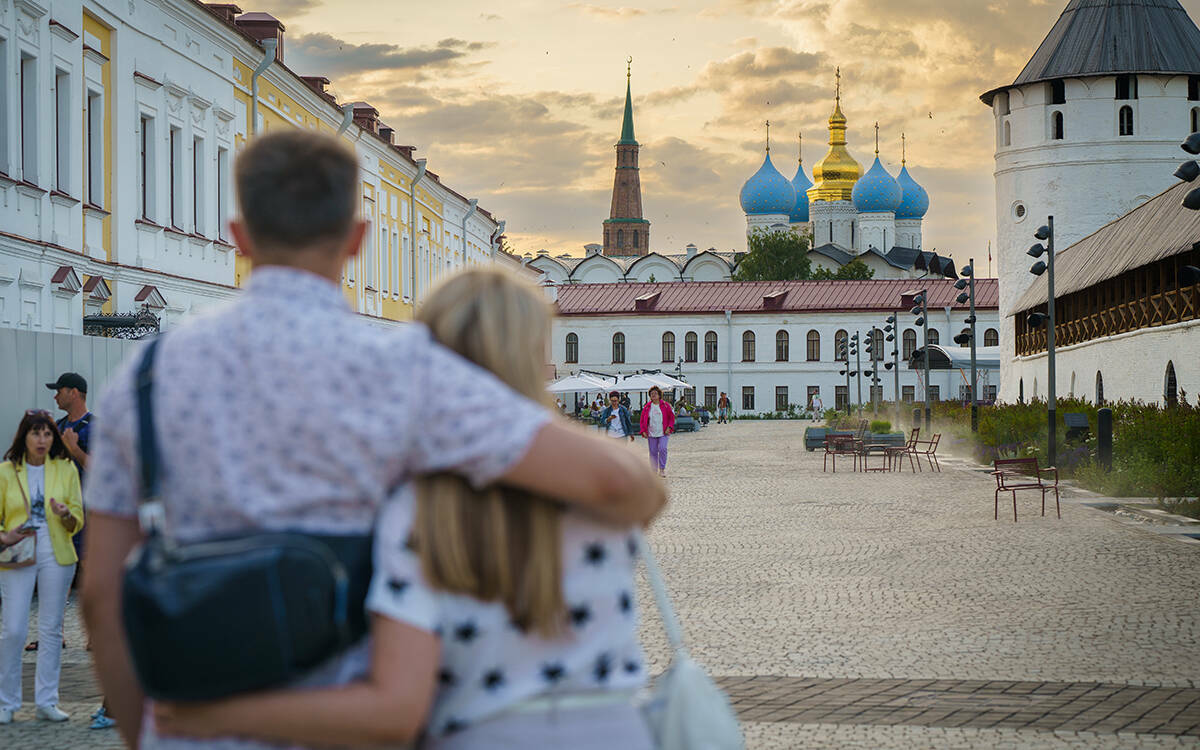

{"left": 366, "top": 488, "right": 645, "bottom": 739}
{"left": 86, "top": 266, "right": 551, "bottom": 749}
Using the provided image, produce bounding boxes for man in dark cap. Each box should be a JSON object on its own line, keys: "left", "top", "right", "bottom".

{"left": 47, "top": 373, "right": 92, "bottom": 477}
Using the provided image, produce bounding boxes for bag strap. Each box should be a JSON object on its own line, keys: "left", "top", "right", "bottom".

{"left": 13, "top": 466, "right": 32, "bottom": 518}
{"left": 135, "top": 337, "right": 165, "bottom": 532}
{"left": 633, "top": 529, "right": 687, "bottom": 656}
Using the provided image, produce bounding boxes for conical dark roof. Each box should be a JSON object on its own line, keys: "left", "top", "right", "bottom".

{"left": 981, "top": 0, "right": 1200, "bottom": 104}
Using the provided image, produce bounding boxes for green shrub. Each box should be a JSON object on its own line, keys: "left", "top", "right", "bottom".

{"left": 869, "top": 420, "right": 892, "bottom": 434}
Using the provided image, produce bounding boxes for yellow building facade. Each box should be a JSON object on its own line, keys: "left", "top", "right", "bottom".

{"left": 0, "top": 0, "right": 502, "bottom": 334}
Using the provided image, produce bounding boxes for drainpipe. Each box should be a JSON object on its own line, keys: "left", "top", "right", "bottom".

{"left": 409, "top": 159, "right": 428, "bottom": 301}
{"left": 460, "top": 198, "right": 478, "bottom": 269}
{"left": 725, "top": 310, "right": 734, "bottom": 412}
{"left": 490, "top": 220, "right": 506, "bottom": 260}
{"left": 335, "top": 103, "right": 354, "bottom": 136}
{"left": 250, "top": 39, "right": 278, "bottom": 136}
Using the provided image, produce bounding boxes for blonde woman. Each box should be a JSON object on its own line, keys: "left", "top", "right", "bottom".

{"left": 0, "top": 410, "right": 84, "bottom": 725}
{"left": 155, "top": 269, "right": 656, "bottom": 749}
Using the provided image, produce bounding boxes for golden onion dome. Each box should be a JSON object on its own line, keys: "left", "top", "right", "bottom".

{"left": 807, "top": 70, "right": 861, "bottom": 203}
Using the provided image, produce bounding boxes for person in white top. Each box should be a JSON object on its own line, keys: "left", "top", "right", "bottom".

{"left": 811, "top": 394, "right": 823, "bottom": 420}
{"left": 154, "top": 269, "right": 658, "bottom": 749}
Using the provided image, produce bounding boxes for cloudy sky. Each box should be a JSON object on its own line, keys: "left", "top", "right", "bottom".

{"left": 269, "top": 0, "right": 1200, "bottom": 270}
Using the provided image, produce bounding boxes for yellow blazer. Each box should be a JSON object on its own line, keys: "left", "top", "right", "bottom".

{"left": 0, "top": 458, "right": 85, "bottom": 566}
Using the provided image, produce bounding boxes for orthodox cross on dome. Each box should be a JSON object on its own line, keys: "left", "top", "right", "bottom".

{"left": 874, "top": 122, "right": 879, "bottom": 156}
{"left": 626, "top": 55, "right": 631, "bottom": 80}
{"left": 835, "top": 66, "right": 841, "bottom": 105}
{"left": 902, "top": 132, "right": 907, "bottom": 165}
{"left": 798, "top": 132, "right": 803, "bottom": 165}
{"left": 765, "top": 120, "right": 770, "bottom": 153}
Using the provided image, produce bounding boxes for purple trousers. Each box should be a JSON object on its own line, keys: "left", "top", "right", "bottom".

{"left": 647, "top": 435, "right": 669, "bottom": 471}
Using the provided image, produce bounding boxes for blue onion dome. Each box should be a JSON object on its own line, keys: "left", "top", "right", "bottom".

{"left": 895, "top": 164, "right": 930, "bottom": 219}
{"left": 789, "top": 164, "right": 812, "bottom": 223}
{"left": 851, "top": 156, "right": 903, "bottom": 213}
{"left": 740, "top": 154, "right": 796, "bottom": 216}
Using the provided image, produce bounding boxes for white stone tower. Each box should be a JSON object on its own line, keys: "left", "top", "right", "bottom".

{"left": 982, "top": 0, "right": 1200, "bottom": 402}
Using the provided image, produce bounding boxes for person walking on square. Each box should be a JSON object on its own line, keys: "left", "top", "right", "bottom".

{"left": 600, "top": 392, "right": 635, "bottom": 442}
{"left": 0, "top": 411, "right": 84, "bottom": 725}
{"left": 81, "top": 131, "right": 665, "bottom": 750}
{"left": 640, "top": 386, "right": 675, "bottom": 478}
{"left": 717, "top": 391, "right": 730, "bottom": 424}
{"left": 811, "top": 393, "right": 823, "bottom": 421}
{"left": 153, "top": 268, "right": 660, "bottom": 749}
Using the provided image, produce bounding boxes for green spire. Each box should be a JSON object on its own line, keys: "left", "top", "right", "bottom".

{"left": 619, "top": 57, "right": 637, "bottom": 145}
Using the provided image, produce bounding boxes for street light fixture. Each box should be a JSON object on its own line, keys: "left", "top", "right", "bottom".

{"left": 907, "top": 289, "right": 932, "bottom": 431}
{"left": 1175, "top": 160, "right": 1200, "bottom": 182}
{"left": 1182, "top": 132, "right": 1200, "bottom": 155}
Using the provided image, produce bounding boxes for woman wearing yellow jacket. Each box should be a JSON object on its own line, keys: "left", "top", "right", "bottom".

{"left": 0, "top": 410, "right": 84, "bottom": 725}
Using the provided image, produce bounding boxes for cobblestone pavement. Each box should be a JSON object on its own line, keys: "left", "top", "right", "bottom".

{"left": 3, "top": 420, "right": 1199, "bottom": 748}
{"left": 633, "top": 421, "right": 1200, "bottom": 748}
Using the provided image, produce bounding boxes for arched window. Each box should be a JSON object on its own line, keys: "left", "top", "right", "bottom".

{"left": 1192, "top": 107, "right": 1200, "bottom": 133}
{"left": 1165, "top": 361, "right": 1178, "bottom": 407}
{"left": 1119, "top": 105, "right": 1133, "bottom": 136}
{"left": 775, "top": 330, "right": 789, "bottom": 362}
{"left": 1096, "top": 371, "right": 1104, "bottom": 405}
{"left": 1002, "top": 120, "right": 1011, "bottom": 147}
{"left": 704, "top": 331, "right": 718, "bottom": 362}
{"left": 684, "top": 332, "right": 698, "bottom": 362}
{"left": 612, "top": 332, "right": 625, "bottom": 364}
{"left": 871, "top": 329, "right": 884, "bottom": 361}
{"left": 902, "top": 329, "right": 917, "bottom": 360}
{"left": 565, "top": 332, "right": 578, "bottom": 363}
{"left": 1052, "top": 111, "right": 1064, "bottom": 140}
{"left": 617, "top": 229, "right": 624, "bottom": 247}
{"left": 834, "top": 329, "right": 848, "bottom": 361}
{"left": 806, "top": 330, "right": 821, "bottom": 361}
{"left": 983, "top": 328, "right": 999, "bottom": 347}
{"left": 742, "top": 331, "right": 756, "bottom": 362}
{"left": 661, "top": 331, "right": 675, "bottom": 363}
{"left": 632, "top": 230, "right": 639, "bottom": 249}
{"left": 1050, "top": 80, "right": 1065, "bottom": 104}
{"left": 927, "top": 329, "right": 940, "bottom": 345}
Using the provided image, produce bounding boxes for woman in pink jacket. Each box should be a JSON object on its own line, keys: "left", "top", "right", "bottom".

{"left": 639, "top": 386, "right": 676, "bottom": 478}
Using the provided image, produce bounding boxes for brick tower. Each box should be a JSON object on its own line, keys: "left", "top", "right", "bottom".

{"left": 603, "top": 60, "right": 650, "bottom": 256}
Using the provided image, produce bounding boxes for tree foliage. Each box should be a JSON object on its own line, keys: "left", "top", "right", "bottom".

{"left": 732, "top": 229, "right": 811, "bottom": 281}
{"left": 811, "top": 259, "right": 876, "bottom": 280}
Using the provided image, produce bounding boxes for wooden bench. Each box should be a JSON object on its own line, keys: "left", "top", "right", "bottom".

{"left": 991, "top": 457, "right": 1060, "bottom": 522}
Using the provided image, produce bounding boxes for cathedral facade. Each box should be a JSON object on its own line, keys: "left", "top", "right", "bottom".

{"left": 739, "top": 75, "right": 931, "bottom": 280}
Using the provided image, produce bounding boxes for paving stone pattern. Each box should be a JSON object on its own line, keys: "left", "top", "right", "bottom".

{"left": 2, "top": 420, "right": 1199, "bottom": 749}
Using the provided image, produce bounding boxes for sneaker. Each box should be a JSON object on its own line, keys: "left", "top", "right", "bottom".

{"left": 36, "top": 704, "right": 70, "bottom": 722}
{"left": 90, "top": 707, "right": 116, "bottom": 730}
{"left": 0, "top": 708, "right": 13, "bottom": 725}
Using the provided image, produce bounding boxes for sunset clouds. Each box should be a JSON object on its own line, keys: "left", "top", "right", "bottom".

{"left": 272, "top": 0, "right": 1200, "bottom": 267}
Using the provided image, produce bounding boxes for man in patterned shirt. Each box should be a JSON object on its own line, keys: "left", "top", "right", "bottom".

{"left": 81, "top": 131, "right": 667, "bottom": 750}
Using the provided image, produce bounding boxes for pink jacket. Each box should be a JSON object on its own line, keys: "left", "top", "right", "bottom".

{"left": 639, "top": 401, "right": 676, "bottom": 436}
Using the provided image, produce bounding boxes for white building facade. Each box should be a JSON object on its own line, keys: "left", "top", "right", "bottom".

{"left": 551, "top": 279, "right": 1001, "bottom": 416}
{"left": 0, "top": 0, "right": 501, "bottom": 338}
{"left": 984, "top": 0, "right": 1200, "bottom": 401}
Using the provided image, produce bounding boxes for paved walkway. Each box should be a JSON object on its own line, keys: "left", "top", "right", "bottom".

{"left": 635, "top": 421, "right": 1200, "bottom": 748}
{"left": 2, "top": 420, "right": 1199, "bottom": 748}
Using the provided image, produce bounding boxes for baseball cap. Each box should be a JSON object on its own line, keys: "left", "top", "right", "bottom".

{"left": 45, "top": 372, "right": 88, "bottom": 394}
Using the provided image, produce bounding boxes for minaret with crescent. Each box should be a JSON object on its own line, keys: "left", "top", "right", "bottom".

{"left": 603, "top": 58, "right": 651, "bottom": 257}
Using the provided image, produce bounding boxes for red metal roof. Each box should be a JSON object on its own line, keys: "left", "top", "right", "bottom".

{"left": 555, "top": 279, "right": 999, "bottom": 316}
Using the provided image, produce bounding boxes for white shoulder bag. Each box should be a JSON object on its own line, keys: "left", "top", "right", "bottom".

{"left": 636, "top": 530, "right": 744, "bottom": 750}
{"left": 0, "top": 470, "right": 37, "bottom": 569}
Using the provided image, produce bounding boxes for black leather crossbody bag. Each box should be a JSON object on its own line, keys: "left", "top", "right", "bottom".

{"left": 121, "top": 337, "right": 373, "bottom": 701}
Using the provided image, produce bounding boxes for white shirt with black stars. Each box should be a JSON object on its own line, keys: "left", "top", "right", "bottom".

{"left": 366, "top": 487, "right": 646, "bottom": 739}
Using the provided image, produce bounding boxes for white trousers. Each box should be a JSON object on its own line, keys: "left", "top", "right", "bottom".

{"left": 0, "top": 524, "right": 76, "bottom": 710}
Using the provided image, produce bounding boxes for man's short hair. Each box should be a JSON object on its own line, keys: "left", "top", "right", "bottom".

{"left": 235, "top": 131, "right": 359, "bottom": 253}
{"left": 609, "top": 391, "right": 620, "bottom": 400}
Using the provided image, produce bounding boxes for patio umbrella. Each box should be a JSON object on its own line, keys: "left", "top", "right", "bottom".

{"left": 644, "top": 373, "right": 689, "bottom": 389}
{"left": 546, "top": 373, "right": 613, "bottom": 393}
{"left": 612, "top": 374, "right": 663, "bottom": 392}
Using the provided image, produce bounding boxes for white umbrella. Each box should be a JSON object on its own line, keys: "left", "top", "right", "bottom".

{"left": 644, "top": 373, "right": 689, "bottom": 389}
{"left": 546, "top": 373, "right": 612, "bottom": 393}
{"left": 612, "top": 374, "right": 663, "bottom": 392}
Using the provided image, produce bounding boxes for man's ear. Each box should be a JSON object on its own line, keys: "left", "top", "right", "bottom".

{"left": 341, "top": 220, "right": 368, "bottom": 260}
{"left": 230, "top": 221, "right": 256, "bottom": 260}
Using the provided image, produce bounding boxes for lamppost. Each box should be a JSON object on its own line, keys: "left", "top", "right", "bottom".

{"left": 909, "top": 290, "right": 931, "bottom": 431}
{"left": 837, "top": 337, "right": 853, "bottom": 417}
{"left": 1027, "top": 218, "right": 1057, "bottom": 466}
{"left": 883, "top": 314, "right": 899, "bottom": 424}
{"left": 953, "top": 259, "right": 979, "bottom": 432}
{"left": 851, "top": 332, "right": 863, "bottom": 417}
{"left": 864, "top": 327, "right": 881, "bottom": 416}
